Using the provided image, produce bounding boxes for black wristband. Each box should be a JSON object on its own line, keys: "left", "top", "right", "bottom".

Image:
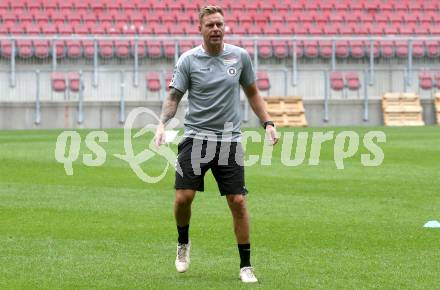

{"left": 263, "top": 120, "right": 275, "bottom": 129}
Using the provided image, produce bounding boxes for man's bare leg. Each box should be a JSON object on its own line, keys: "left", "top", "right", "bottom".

{"left": 174, "top": 189, "right": 196, "bottom": 273}
{"left": 226, "top": 193, "right": 257, "bottom": 282}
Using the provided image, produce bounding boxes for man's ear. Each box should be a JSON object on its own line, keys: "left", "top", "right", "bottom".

{"left": 198, "top": 24, "right": 202, "bottom": 32}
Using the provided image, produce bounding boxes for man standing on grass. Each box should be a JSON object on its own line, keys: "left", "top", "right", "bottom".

{"left": 154, "top": 5, "right": 278, "bottom": 283}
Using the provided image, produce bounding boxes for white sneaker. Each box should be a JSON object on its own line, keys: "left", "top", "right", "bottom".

{"left": 175, "top": 241, "right": 190, "bottom": 273}
{"left": 239, "top": 266, "right": 258, "bottom": 283}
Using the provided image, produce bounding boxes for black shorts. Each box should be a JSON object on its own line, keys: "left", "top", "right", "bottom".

{"left": 175, "top": 137, "right": 247, "bottom": 196}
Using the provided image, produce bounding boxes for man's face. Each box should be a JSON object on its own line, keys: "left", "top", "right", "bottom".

{"left": 199, "top": 12, "right": 225, "bottom": 46}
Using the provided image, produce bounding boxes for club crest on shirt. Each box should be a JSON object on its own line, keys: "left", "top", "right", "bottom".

{"left": 227, "top": 66, "right": 238, "bottom": 76}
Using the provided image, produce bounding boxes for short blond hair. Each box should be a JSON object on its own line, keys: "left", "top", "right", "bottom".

{"left": 199, "top": 5, "right": 224, "bottom": 23}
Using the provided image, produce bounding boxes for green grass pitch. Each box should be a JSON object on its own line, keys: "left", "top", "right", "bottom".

{"left": 1, "top": 126, "right": 439, "bottom": 289}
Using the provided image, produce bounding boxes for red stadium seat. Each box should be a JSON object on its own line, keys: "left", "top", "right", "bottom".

{"left": 288, "top": 41, "right": 304, "bottom": 58}
{"left": 350, "top": 41, "right": 365, "bottom": 58}
{"left": 330, "top": 71, "right": 344, "bottom": 91}
{"left": 146, "top": 40, "right": 162, "bottom": 58}
{"left": 365, "top": 41, "right": 380, "bottom": 58}
{"left": 256, "top": 71, "right": 270, "bottom": 91}
{"left": 272, "top": 40, "right": 288, "bottom": 59}
{"left": 380, "top": 41, "right": 394, "bottom": 58}
{"left": 163, "top": 40, "right": 177, "bottom": 59}
{"left": 34, "top": 40, "right": 50, "bottom": 58}
{"left": 146, "top": 72, "right": 161, "bottom": 92}
{"left": 258, "top": 41, "right": 272, "bottom": 59}
{"left": 99, "top": 40, "right": 113, "bottom": 58}
{"left": 179, "top": 40, "right": 195, "bottom": 54}
{"left": 240, "top": 40, "right": 255, "bottom": 57}
{"left": 412, "top": 41, "right": 425, "bottom": 58}
{"left": 319, "top": 40, "right": 333, "bottom": 58}
{"left": 51, "top": 72, "right": 67, "bottom": 92}
{"left": 115, "top": 40, "right": 130, "bottom": 58}
{"left": 336, "top": 41, "right": 349, "bottom": 58}
{"left": 1, "top": 40, "right": 13, "bottom": 58}
{"left": 130, "top": 40, "right": 146, "bottom": 58}
{"left": 345, "top": 72, "right": 361, "bottom": 91}
{"left": 68, "top": 72, "right": 80, "bottom": 92}
{"left": 395, "top": 41, "right": 409, "bottom": 58}
{"left": 17, "top": 40, "right": 32, "bottom": 58}
{"left": 426, "top": 41, "right": 440, "bottom": 58}
{"left": 418, "top": 71, "right": 433, "bottom": 90}
{"left": 67, "top": 40, "right": 82, "bottom": 58}
{"left": 304, "top": 41, "right": 319, "bottom": 58}
{"left": 82, "top": 40, "right": 96, "bottom": 58}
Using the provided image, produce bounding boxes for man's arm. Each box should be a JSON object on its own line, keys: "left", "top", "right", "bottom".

{"left": 242, "top": 83, "right": 278, "bottom": 145}
{"left": 154, "top": 88, "right": 184, "bottom": 146}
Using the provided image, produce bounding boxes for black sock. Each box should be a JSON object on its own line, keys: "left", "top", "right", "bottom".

{"left": 238, "top": 243, "right": 251, "bottom": 268}
{"left": 177, "top": 224, "right": 189, "bottom": 244}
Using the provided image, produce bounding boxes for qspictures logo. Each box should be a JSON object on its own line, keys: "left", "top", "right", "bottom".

{"left": 54, "top": 107, "right": 386, "bottom": 183}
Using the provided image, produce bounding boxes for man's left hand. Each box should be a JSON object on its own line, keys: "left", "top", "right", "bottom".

{"left": 266, "top": 125, "right": 278, "bottom": 145}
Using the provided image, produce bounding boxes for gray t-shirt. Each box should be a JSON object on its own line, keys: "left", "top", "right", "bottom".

{"left": 169, "top": 43, "right": 256, "bottom": 142}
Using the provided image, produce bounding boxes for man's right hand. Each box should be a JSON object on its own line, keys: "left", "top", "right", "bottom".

{"left": 154, "top": 123, "right": 166, "bottom": 147}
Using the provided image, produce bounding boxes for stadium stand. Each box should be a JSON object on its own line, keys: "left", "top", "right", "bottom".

{"left": 264, "top": 97, "right": 307, "bottom": 127}
{"left": 0, "top": 0, "right": 439, "bottom": 59}
{"left": 1, "top": 0, "right": 440, "bottom": 128}
{"left": 382, "top": 93, "right": 424, "bottom": 126}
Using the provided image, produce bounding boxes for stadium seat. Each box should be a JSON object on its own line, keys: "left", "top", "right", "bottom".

{"left": 17, "top": 40, "right": 33, "bottom": 58}
{"left": 273, "top": 40, "right": 288, "bottom": 59}
{"left": 130, "top": 40, "right": 146, "bottom": 58}
{"left": 426, "top": 41, "right": 440, "bottom": 58}
{"left": 240, "top": 41, "right": 255, "bottom": 57}
{"left": 256, "top": 71, "right": 270, "bottom": 92}
{"left": 304, "top": 41, "right": 319, "bottom": 58}
{"left": 345, "top": 72, "right": 361, "bottom": 91}
{"left": 350, "top": 40, "right": 366, "bottom": 58}
{"left": 179, "top": 40, "right": 195, "bottom": 55}
{"left": 258, "top": 41, "right": 272, "bottom": 59}
{"left": 146, "top": 40, "right": 162, "bottom": 58}
{"left": 68, "top": 72, "right": 80, "bottom": 92}
{"left": 115, "top": 40, "right": 130, "bottom": 58}
{"left": 418, "top": 71, "right": 433, "bottom": 90}
{"left": 99, "top": 41, "right": 114, "bottom": 58}
{"left": 330, "top": 71, "right": 344, "bottom": 91}
{"left": 146, "top": 72, "right": 161, "bottom": 92}
{"left": 51, "top": 72, "right": 67, "bottom": 92}
{"left": 0, "top": 40, "right": 13, "bottom": 58}
{"left": 163, "top": 40, "right": 177, "bottom": 59}
{"left": 336, "top": 41, "right": 349, "bottom": 58}
{"left": 82, "top": 40, "right": 96, "bottom": 58}
{"left": 319, "top": 40, "right": 333, "bottom": 58}
{"left": 395, "top": 41, "right": 409, "bottom": 58}
{"left": 288, "top": 41, "right": 304, "bottom": 58}
{"left": 412, "top": 41, "right": 425, "bottom": 58}
{"left": 33, "top": 40, "right": 50, "bottom": 58}
{"left": 67, "top": 40, "right": 82, "bottom": 58}
{"left": 380, "top": 41, "right": 394, "bottom": 58}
